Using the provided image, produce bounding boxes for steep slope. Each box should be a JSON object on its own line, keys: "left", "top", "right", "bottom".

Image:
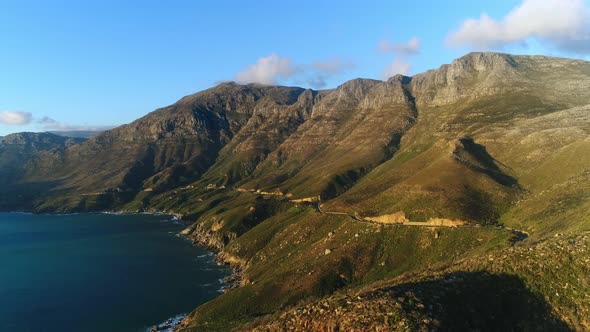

{"left": 8, "top": 78, "right": 419, "bottom": 213}
{"left": 9, "top": 52, "right": 587, "bottom": 224}
{"left": 0, "top": 132, "right": 84, "bottom": 176}
{"left": 241, "top": 77, "right": 417, "bottom": 198}
{"left": 194, "top": 85, "right": 317, "bottom": 186}
{"left": 251, "top": 233, "right": 589, "bottom": 331}
{"left": 13, "top": 83, "right": 316, "bottom": 212}
{"left": 0, "top": 132, "right": 85, "bottom": 209}
{"left": 324, "top": 53, "right": 590, "bottom": 229}
{"left": 173, "top": 53, "right": 590, "bottom": 331}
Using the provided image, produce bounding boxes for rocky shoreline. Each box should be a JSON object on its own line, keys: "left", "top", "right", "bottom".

{"left": 145, "top": 210, "right": 244, "bottom": 332}
{"left": 148, "top": 315, "right": 186, "bottom": 332}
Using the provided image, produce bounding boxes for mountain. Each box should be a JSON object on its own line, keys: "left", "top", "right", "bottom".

{"left": 0, "top": 132, "right": 86, "bottom": 209}
{"left": 1, "top": 52, "right": 589, "bottom": 330}
{"left": 0, "top": 132, "right": 85, "bottom": 182}
{"left": 48, "top": 130, "right": 106, "bottom": 138}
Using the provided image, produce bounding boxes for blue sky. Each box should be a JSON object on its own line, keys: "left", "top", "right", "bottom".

{"left": 1, "top": 0, "right": 589, "bottom": 135}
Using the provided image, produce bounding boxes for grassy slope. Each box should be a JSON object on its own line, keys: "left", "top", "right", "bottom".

{"left": 323, "top": 56, "right": 590, "bottom": 237}
{"left": 174, "top": 55, "right": 590, "bottom": 330}
{"left": 250, "top": 233, "right": 590, "bottom": 331}
{"left": 172, "top": 192, "right": 514, "bottom": 331}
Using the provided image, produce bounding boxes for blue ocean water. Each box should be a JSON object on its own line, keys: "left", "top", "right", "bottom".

{"left": 0, "top": 212, "right": 230, "bottom": 332}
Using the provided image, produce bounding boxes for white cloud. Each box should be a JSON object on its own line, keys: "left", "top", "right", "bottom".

{"left": 0, "top": 111, "right": 32, "bottom": 125}
{"left": 311, "top": 58, "right": 355, "bottom": 74}
{"left": 235, "top": 54, "right": 299, "bottom": 85}
{"left": 378, "top": 37, "right": 421, "bottom": 79}
{"left": 38, "top": 116, "right": 114, "bottom": 132}
{"left": 378, "top": 37, "right": 421, "bottom": 56}
{"left": 382, "top": 58, "right": 412, "bottom": 78}
{"left": 308, "top": 58, "right": 355, "bottom": 88}
{"left": 447, "top": 0, "right": 590, "bottom": 53}
{"left": 235, "top": 55, "right": 354, "bottom": 88}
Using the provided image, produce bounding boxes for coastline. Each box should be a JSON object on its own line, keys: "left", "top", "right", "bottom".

{"left": 163, "top": 210, "right": 245, "bottom": 332}
{"left": 1, "top": 209, "right": 237, "bottom": 332}
{"left": 147, "top": 314, "right": 187, "bottom": 332}
{"left": 124, "top": 209, "right": 244, "bottom": 331}
{"left": 103, "top": 208, "right": 244, "bottom": 331}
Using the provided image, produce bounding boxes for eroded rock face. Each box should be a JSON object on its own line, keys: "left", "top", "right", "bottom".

{"left": 409, "top": 52, "right": 519, "bottom": 106}
{"left": 245, "top": 76, "right": 417, "bottom": 197}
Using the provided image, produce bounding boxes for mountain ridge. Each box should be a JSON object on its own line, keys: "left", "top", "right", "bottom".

{"left": 1, "top": 52, "right": 589, "bottom": 330}
{"left": 2, "top": 51, "right": 589, "bottom": 220}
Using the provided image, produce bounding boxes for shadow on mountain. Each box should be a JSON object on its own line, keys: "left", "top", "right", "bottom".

{"left": 455, "top": 137, "right": 519, "bottom": 187}
{"left": 322, "top": 167, "right": 368, "bottom": 200}
{"left": 0, "top": 180, "right": 65, "bottom": 211}
{"left": 389, "top": 271, "right": 571, "bottom": 331}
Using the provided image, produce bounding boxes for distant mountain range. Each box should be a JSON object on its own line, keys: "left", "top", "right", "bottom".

{"left": 1, "top": 52, "right": 589, "bottom": 330}
{"left": 47, "top": 130, "right": 105, "bottom": 138}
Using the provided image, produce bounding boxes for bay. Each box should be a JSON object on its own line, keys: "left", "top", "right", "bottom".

{"left": 0, "top": 212, "right": 230, "bottom": 332}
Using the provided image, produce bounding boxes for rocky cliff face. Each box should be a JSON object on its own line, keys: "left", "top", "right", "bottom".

{"left": 243, "top": 77, "right": 417, "bottom": 198}
{"left": 409, "top": 52, "right": 518, "bottom": 106}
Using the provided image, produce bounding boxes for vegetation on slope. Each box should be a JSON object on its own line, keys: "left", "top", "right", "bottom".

{"left": 176, "top": 196, "right": 513, "bottom": 331}
{"left": 0, "top": 52, "right": 589, "bottom": 331}
{"left": 250, "top": 233, "right": 590, "bottom": 331}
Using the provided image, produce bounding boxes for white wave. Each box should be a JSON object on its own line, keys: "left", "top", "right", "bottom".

{"left": 145, "top": 314, "right": 186, "bottom": 332}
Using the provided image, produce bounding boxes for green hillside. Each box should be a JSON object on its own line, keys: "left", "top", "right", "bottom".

{"left": 1, "top": 52, "right": 589, "bottom": 330}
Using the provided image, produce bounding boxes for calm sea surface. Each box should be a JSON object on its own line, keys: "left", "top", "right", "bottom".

{"left": 0, "top": 212, "right": 230, "bottom": 332}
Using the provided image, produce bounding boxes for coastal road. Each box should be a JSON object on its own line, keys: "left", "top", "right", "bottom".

{"left": 235, "top": 188, "right": 530, "bottom": 244}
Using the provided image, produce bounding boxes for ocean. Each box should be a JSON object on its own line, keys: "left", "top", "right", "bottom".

{"left": 0, "top": 212, "right": 230, "bottom": 332}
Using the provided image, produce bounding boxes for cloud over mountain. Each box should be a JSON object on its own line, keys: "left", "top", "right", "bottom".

{"left": 379, "top": 37, "right": 421, "bottom": 78}
{"left": 378, "top": 37, "right": 421, "bottom": 56}
{"left": 0, "top": 111, "right": 32, "bottom": 125}
{"left": 235, "top": 54, "right": 354, "bottom": 88}
{"left": 382, "top": 58, "right": 413, "bottom": 78}
{"left": 235, "top": 54, "right": 299, "bottom": 86}
{"left": 38, "top": 116, "right": 115, "bottom": 132}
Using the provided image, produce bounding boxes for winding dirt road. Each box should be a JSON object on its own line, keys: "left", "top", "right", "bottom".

{"left": 235, "top": 188, "right": 530, "bottom": 244}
